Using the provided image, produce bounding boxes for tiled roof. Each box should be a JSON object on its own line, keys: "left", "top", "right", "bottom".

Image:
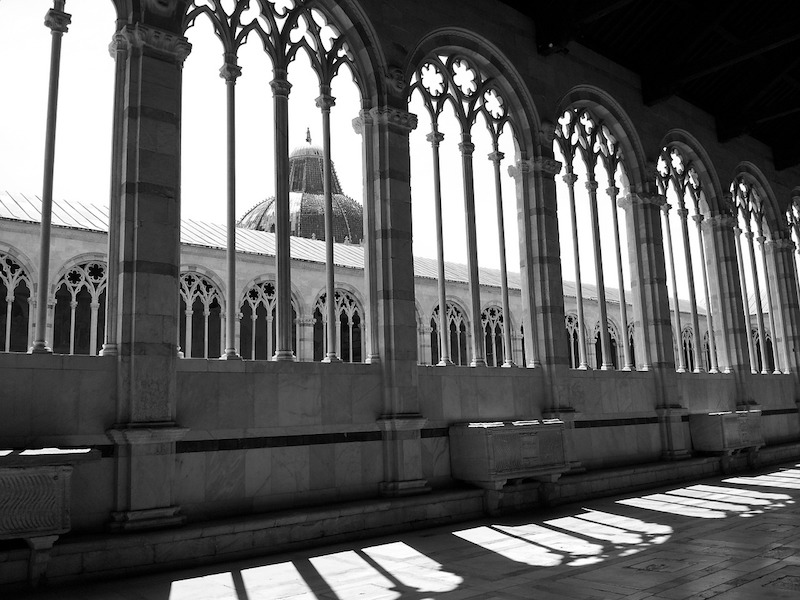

{"left": 2, "top": 190, "right": 654, "bottom": 302}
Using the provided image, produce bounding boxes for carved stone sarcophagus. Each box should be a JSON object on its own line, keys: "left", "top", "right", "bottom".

{"left": 0, "top": 465, "right": 72, "bottom": 539}
{"left": 689, "top": 410, "right": 764, "bottom": 454}
{"left": 449, "top": 420, "right": 568, "bottom": 490}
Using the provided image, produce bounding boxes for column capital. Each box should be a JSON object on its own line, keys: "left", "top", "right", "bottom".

{"left": 351, "top": 109, "right": 373, "bottom": 135}
{"left": 219, "top": 54, "right": 241, "bottom": 83}
{"left": 108, "top": 30, "right": 130, "bottom": 57}
{"left": 562, "top": 172, "right": 578, "bottom": 186}
{"left": 703, "top": 213, "right": 737, "bottom": 230}
{"left": 606, "top": 185, "right": 619, "bottom": 198}
{"left": 766, "top": 237, "right": 795, "bottom": 251}
{"left": 458, "top": 141, "right": 475, "bottom": 155}
{"left": 45, "top": 5, "right": 71, "bottom": 34}
{"left": 532, "top": 156, "right": 561, "bottom": 177}
{"left": 118, "top": 24, "right": 192, "bottom": 65}
{"left": 619, "top": 192, "right": 667, "bottom": 210}
{"left": 584, "top": 179, "right": 598, "bottom": 192}
{"left": 676, "top": 207, "right": 689, "bottom": 218}
{"left": 507, "top": 159, "right": 533, "bottom": 180}
{"left": 426, "top": 131, "right": 445, "bottom": 145}
{"left": 369, "top": 106, "right": 418, "bottom": 132}
{"left": 692, "top": 213, "right": 704, "bottom": 224}
{"left": 315, "top": 92, "right": 336, "bottom": 111}
{"left": 270, "top": 74, "right": 292, "bottom": 97}
{"left": 744, "top": 230, "right": 755, "bottom": 240}
{"left": 488, "top": 150, "right": 504, "bottom": 164}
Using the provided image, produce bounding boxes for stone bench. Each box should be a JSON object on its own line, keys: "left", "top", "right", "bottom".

{"left": 449, "top": 420, "right": 569, "bottom": 490}
{"left": 0, "top": 447, "right": 99, "bottom": 586}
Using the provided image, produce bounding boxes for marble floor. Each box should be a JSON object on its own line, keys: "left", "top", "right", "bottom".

{"left": 16, "top": 462, "right": 800, "bottom": 600}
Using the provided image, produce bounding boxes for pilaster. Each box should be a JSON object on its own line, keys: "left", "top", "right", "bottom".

{"left": 765, "top": 235, "right": 800, "bottom": 379}
{"left": 110, "top": 22, "right": 190, "bottom": 530}
{"left": 369, "top": 104, "right": 429, "bottom": 495}
{"left": 702, "top": 212, "right": 750, "bottom": 375}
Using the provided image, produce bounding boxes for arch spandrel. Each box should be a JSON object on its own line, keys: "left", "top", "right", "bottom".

{"left": 554, "top": 86, "right": 647, "bottom": 195}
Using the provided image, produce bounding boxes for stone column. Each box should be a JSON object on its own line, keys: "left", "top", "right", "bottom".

{"left": 620, "top": 191, "right": 673, "bottom": 372}
{"left": 607, "top": 184, "right": 633, "bottom": 370}
{"left": 661, "top": 203, "right": 686, "bottom": 372}
{"left": 458, "top": 135, "right": 486, "bottom": 367}
{"left": 586, "top": 177, "right": 613, "bottom": 369}
{"left": 369, "top": 105, "right": 429, "bottom": 496}
{"left": 352, "top": 108, "right": 380, "bottom": 364}
{"left": 429, "top": 129, "right": 452, "bottom": 365}
{"left": 102, "top": 28, "right": 128, "bottom": 357}
{"left": 220, "top": 53, "right": 241, "bottom": 360}
{"left": 489, "top": 149, "right": 515, "bottom": 367}
{"left": 703, "top": 212, "right": 750, "bottom": 374}
{"left": 765, "top": 235, "right": 800, "bottom": 378}
{"left": 31, "top": 1, "right": 70, "bottom": 354}
{"left": 271, "top": 71, "right": 295, "bottom": 361}
{"left": 107, "top": 23, "right": 190, "bottom": 531}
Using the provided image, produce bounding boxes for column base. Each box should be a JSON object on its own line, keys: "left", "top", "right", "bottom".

{"left": 28, "top": 343, "right": 52, "bottom": 354}
{"left": 109, "top": 506, "right": 186, "bottom": 532}
{"left": 379, "top": 479, "right": 431, "bottom": 497}
{"left": 272, "top": 350, "right": 296, "bottom": 362}
{"left": 219, "top": 351, "right": 242, "bottom": 360}
{"left": 100, "top": 343, "right": 118, "bottom": 356}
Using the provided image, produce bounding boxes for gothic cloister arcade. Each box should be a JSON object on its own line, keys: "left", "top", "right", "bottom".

{"left": 1, "top": 0, "right": 800, "bottom": 587}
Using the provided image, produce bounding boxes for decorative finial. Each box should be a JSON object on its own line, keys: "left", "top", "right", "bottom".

{"left": 306, "top": 128, "right": 311, "bottom": 144}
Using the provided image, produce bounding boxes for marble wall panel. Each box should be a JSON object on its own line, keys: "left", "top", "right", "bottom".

{"left": 216, "top": 374, "right": 257, "bottom": 430}
{"left": 176, "top": 372, "right": 220, "bottom": 430}
{"left": 251, "top": 373, "right": 279, "bottom": 429}
{"left": 309, "top": 444, "right": 336, "bottom": 490}
{"left": 277, "top": 372, "right": 322, "bottom": 427}
{"left": 440, "top": 373, "right": 462, "bottom": 422}
{"left": 30, "top": 368, "right": 82, "bottom": 435}
{"left": 271, "top": 446, "right": 310, "bottom": 494}
{"left": 175, "top": 452, "right": 207, "bottom": 505}
{"left": 421, "top": 436, "right": 450, "bottom": 482}
{"left": 205, "top": 450, "right": 246, "bottom": 502}
{"left": 244, "top": 448, "right": 272, "bottom": 498}
{"left": 475, "top": 374, "right": 515, "bottom": 420}
{"left": 334, "top": 442, "right": 363, "bottom": 488}
{"left": 350, "top": 372, "right": 383, "bottom": 425}
{"left": 320, "top": 373, "right": 354, "bottom": 426}
{"left": 70, "top": 458, "right": 114, "bottom": 531}
{"left": 360, "top": 441, "right": 383, "bottom": 486}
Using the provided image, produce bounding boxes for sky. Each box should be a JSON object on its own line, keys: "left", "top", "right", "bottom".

{"left": 0, "top": 0, "right": 746, "bottom": 307}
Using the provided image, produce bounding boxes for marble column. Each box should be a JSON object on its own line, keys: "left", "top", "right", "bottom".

{"left": 220, "top": 53, "right": 241, "bottom": 360}
{"left": 31, "top": 1, "right": 71, "bottom": 354}
{"left": 369, "top": 105, "right": 429, "bottom": 496}
{"left": 702, "top": 212, "right": 751, "bottom": 377}
{"left": 458, "top": 135, "right": 486, "bottom": 367}
{"left": 107, "top": 23, "right": 190, "bottom": 531}
{"left": 765, "top": 235, "right": 800, "bottom": 378}
{"left": 489, "top": 149, "right": 515, "bottom": 367}
{"left": 271, "top": 71, "right": 295, "bottom": 361}
{"left": 352, "top": 108, "right": 380, "bottom": 364}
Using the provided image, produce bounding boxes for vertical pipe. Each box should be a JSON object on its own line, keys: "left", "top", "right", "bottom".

{"left": 428, "top": 129, "right": 452, "bottom": 365}
{"left": 489, "top": 148, "right": 515, "bottom": 366}
{"left": 607, "top": 183, "right": 632, "bottom": 370}
{"left": 564, "top": 171, "right": 588, "bottom": 369}
{"left": 586, "top": 177, "right": 613, "bottom": 369}
{"left": 31, "top": 1, "right": 71, "bottom": 353}
{"left": 317, "top": 88, "right": 340, "bottom": 362}
{"left": 661, "top": 204, "right": 686, "bottom": 372}
{"left": 271, "top": 71, "right": 294, "bottom": 360}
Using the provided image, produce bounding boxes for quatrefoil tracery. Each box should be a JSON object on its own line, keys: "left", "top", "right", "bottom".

{"left": 410, "top": 54, "right": 509, "bottom": 143}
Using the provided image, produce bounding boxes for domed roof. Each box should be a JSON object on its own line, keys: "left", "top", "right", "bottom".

{"left": 237, "top": 139, "right": 363, "bottom": 244}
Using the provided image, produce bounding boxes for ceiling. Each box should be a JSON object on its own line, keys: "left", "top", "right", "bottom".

{"left": 505, "top": 0, "right": 800, "bottom": 171}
